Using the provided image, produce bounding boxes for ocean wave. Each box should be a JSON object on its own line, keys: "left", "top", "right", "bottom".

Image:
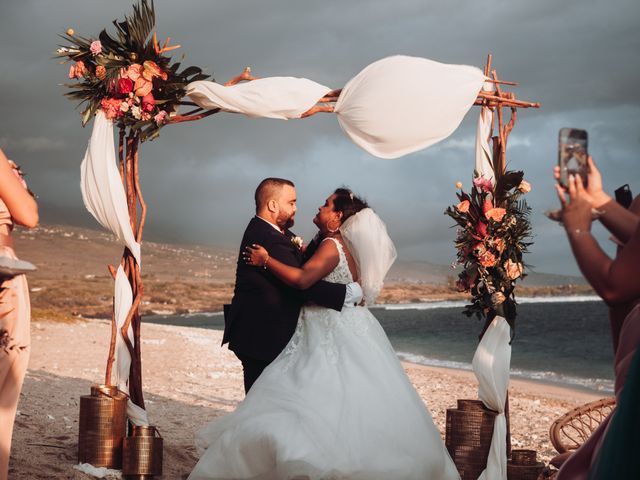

{"left": 377, "top": 295, "right": 602, "bottom": 311}
{"left": 396, "top": 351, "right": 614, "bottom": 394}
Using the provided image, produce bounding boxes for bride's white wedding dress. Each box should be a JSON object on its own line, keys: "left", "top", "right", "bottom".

{"left": 189, "top": 237, "right": 460, "bottom": 480}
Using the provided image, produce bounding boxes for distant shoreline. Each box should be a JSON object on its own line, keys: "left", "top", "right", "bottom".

{"left": 141, "top": 293, "right": 603, "bottom": 317}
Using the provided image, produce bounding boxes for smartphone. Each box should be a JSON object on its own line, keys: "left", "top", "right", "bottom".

{"left": 615, "top": 184, "right": 633, "bottom": 209}
{"left": 558, "top": 128, "right": 589, "bottom": 187}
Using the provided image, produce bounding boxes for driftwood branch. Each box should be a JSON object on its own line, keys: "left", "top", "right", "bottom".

{"left": 166, "top": 108, "right": 221, "bottom": 124}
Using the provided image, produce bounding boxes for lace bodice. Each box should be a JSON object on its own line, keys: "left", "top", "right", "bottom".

{"left": 321, "top": 237, "right": 353, "bottom": 285}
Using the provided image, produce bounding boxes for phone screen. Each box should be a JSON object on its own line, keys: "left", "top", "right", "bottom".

{"left": 558, "top": 128, "right": 589, "bottom": 187}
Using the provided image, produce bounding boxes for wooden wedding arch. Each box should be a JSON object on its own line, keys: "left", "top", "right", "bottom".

{"left": 110, "top": 53, "right": 539, "bottom": 410}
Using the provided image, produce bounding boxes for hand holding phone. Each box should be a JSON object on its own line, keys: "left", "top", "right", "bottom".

{"left": 558, "top": 128, "right": 589, "bottom": 188}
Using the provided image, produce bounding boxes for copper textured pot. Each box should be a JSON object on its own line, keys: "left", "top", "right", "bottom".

{"left": 122, "top": 425, "right": 163, "bottom": 479}
{"left": 78, "top": 385, "right": 128, "bottom": 468}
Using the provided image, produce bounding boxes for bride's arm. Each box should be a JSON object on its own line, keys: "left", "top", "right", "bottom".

{"left": 245, "top": 240, "right": 339, "bottom": 290}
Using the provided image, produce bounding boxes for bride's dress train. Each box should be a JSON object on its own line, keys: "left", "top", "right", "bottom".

{"left": 189, "top": 238, "right": 459, "bottom": 480}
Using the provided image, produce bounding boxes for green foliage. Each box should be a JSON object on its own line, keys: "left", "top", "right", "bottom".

{"left": 55, "top": 0, "right": 211, "bottom": 141}
{"left": 444, "top": 169, "right": 533, "bottom": 335}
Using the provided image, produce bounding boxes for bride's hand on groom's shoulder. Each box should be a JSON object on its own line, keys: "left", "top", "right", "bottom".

{"left": 244, "top": 244, "right": 269, "bottom": 268}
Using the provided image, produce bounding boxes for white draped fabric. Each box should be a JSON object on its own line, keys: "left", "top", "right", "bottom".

{"left": 114, "top": 266, "right": 149, "bottom": 425}
{"left": 472, "top": 316, "right": 511, "bottom": 480}
{"left": 334, "top": 56, "right": 485, "bottom": 159}
{"left": 475, "top": 81, "right": 496, "bottom": 182}
{"left": 80, "top": 111, "right": 147, "bottom": 424}
{"left": 186, "top": 77, "right": 331, "bottom": 120}
{"left": 80, "top": 111, "right": 141, "bottom": 264}
{"left": 186, "top": 55, "right": 486, "bottom": 159}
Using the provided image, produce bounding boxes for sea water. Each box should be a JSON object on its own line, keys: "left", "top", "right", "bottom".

{"left": 144, "top": 296, "right": 614, "bottom": 394}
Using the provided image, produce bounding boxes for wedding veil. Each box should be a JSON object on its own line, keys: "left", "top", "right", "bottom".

{"left": 339, "top": 208, "right": 397, "bottom": 305}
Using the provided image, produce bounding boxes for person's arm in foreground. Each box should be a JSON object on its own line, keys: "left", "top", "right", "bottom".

{"left": 558, "top": 174, "right": 640, "bottom": 305}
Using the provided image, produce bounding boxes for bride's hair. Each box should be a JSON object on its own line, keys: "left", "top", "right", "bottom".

{"left": 333, "top": 188, "right": 368, "bottom": 223}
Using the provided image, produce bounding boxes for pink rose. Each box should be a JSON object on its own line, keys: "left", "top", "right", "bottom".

{"left": 117, "top": 77, "right": 134, "bottom": 95}
{"left": 134, "top": 76, "right": 153, "bottom": 97}
{"left": 456, "top": 200, "right": 470, "bottom": 213}
{"left": 473, "top": 176, "right": 493, "bottom": 193}
{"left": 90, "top": 40, "right": 102, "bottom": 56}
{"left": 485, "top": 208, "right": 507, "bottom": 222}
{"left": 504, "top": 259, "right": 523, "bottom": 280}
{"left": 141, "top": 93, "right": 155, "bottom": 112}
{"left": 154, "top": 110, "right": 168, "bottom": 125}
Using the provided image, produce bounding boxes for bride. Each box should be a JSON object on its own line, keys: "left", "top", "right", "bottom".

{"left": 189, "top": 188, "right": 460, "bottom": 480}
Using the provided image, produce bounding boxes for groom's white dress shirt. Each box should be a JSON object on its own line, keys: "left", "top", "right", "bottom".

{"left": 255, "top": 216, "right": 363, "bottom": 307}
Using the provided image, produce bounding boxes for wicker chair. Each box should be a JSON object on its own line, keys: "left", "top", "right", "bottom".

{"left": 547, "top": 397, "right": 616, "bottom": 472}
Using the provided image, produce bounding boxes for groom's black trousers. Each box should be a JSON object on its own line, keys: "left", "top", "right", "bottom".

{"left": 237, "top": 353, "right": 270, "bottom": 393}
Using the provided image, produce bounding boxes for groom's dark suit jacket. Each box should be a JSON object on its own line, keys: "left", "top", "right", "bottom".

{"left": 223, "top": 217, "right": 347, "bottom": 363}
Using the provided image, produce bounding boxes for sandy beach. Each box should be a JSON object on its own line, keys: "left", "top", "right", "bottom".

{"left": 9, "top": 319, "right": 602, "bottom": 479}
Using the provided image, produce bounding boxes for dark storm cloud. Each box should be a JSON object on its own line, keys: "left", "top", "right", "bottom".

{"left": 0, "top": 0, "right": 638, "bottom": 275}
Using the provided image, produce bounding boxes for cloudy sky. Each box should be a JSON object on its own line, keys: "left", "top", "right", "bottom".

{"left": 1, "top": 0, "right": 639, "bottom": 276}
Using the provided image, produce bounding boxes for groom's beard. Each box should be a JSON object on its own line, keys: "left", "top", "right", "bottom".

{"left": 278, "top": 213, "right": 295, "bottom": 230}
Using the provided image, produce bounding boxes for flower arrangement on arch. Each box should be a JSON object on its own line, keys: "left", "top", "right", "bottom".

{"left": 56, "top": 0, "right": 209, "bottom": 141}
{"left": 444, "top": 170, "right": 532, "bottom": 332}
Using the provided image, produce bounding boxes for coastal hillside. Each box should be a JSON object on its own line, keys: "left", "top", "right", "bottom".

{"left": 13, "top": 224, "right": 593, "bottom": 319}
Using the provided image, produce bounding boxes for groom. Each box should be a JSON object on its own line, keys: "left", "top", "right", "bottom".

{"left": 223, "top": 178, "right": 363, "bottom": 393}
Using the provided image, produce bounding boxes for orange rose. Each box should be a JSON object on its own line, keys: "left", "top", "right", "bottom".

{"left": 68, "top": 60, "right": 87, "bottom": 79}
{"left": 504, "top": 259, "right": 523, "bottom": 280}
{"left": 124, "top": 63, "right": 143, "bottom": 82}
{"left": 478, "top": 250, "right": 497, "bottom": 268}
{"left": 474, "top": 242, "right": 486, "bottom": 256}
{"left": 493, "top": 237, "right": 506, "bottom": 253}
{"left": 134, "top": 76, "right": 153, "bottom": 97}
{"left": 100, "top": 97, "right": 123, "bottom": 120}
{"left": 95, "top": 65, "right": 107, "bottom": 80}
{"left": 457, "top": 200, "right": 470, "bottom": 213}
{"left": 485, "top": 208, "right": 507, "bottom": 222}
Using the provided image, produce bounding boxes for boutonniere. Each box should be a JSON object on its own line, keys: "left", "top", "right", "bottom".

{"left": 290, "top": 235, "right": 304, "bottom": 250}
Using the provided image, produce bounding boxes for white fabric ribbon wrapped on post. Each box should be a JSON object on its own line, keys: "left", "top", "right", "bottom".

{"left": 472, "top": 316, "right": 511, "bottom": 480}
{"left": 80, "top": 111, "right": 148, "bottom": 425}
